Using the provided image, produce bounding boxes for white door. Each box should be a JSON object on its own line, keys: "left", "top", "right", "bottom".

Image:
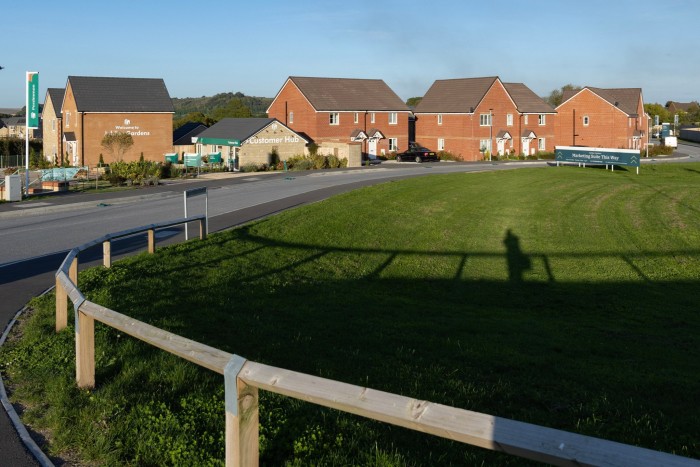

{"left": 368, "top": 139, "right": 377, "bottom": 159}
{"left": 522, "top": 138, "right": 529, "bottom": 157}
{"left": 497, "top": 139, "right": 505, "bottom": 156}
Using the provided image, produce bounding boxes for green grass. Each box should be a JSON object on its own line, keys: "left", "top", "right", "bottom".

{"left": 2, "top": 163, "right": 700, "bottom": 465}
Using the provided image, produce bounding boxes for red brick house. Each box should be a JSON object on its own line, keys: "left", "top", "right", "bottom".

{"left": 414, "top": 77, "right": 556, "bottom": 161}
{"left": 267, "top": 76, "right": 411, "bottom": 158}
{"left": 555, "top": 87, "right": 649, "bottom": 150}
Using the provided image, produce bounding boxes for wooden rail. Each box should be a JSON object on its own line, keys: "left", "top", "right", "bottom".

{"left": 52, "top": 217, "right": 698, "bottom": 467}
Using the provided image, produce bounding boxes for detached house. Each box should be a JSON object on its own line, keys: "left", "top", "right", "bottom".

{"left": 267, "top": 76, "right": 411, "bottom": 159}
{"left": 61, "top": 76, "right": 174, "bottom": 166}
{"left": 42, "top": 88, "right": 65, "bottom": 164}
{"left": 414, "top": 77, "right": 556, "bottom": 161}
{"left": 555, "top": 87, "right": 648, "bottom": 150}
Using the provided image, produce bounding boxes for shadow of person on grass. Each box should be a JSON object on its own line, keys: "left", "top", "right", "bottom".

{"left": 503, "top": 229, "right": 531, "bottom": 282}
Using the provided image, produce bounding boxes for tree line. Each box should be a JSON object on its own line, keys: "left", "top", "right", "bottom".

{"left": 172, "top": 92, "right": 272, "bottom": 129}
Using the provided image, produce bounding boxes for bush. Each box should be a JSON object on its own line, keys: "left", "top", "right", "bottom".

{"left": 107, "top": 160, "right": 160, "bottom": 186}
{"left": 311, "top": 154, "right": 327, "bottom": 170}
{"left": 268, "top": 149, "right": 280, "bottom": 167}
{"left": 536, "top": 151, "right": 556, "bottom": 160}
{"left": 644, "top": 145, "right": 674, "bottom": 157}
{"left": 291, "top": 159, "right": 314, "bottom": 171}
{"left": 240, "top": 163, "right": 259, "bottom": 173}
{"left": 326, "top": 155, "right": 341, "bottom": 168}
{"left": 437, "top": 150, "right": 462, "bottom": 161}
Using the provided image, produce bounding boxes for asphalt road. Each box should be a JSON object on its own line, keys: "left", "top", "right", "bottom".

{"left": 1, "top": 154, "right": 698, "bottom": 465}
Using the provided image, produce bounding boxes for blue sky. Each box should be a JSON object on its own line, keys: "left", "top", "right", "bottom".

{"left": 1, "top": 0, "right": 697, "bottom": 108}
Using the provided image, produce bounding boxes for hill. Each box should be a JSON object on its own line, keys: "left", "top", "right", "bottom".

{"left": 172, "top": 92, "right": 273, "bottom": 119}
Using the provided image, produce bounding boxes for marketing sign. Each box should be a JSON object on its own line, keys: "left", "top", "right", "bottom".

{"left": 26, "top": 72, "right": 39, "bottom": 129}
{"left": 555, "top": 146, "right": 640, "bottom": 167}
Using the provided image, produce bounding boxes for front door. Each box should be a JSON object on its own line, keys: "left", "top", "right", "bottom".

{"left": 497, "top": 139, "right": 505, "bottom": 156}
{"left": 368, "top": 139, "right": 377, "bottom": 159}
{"left": 522, "top": 138, "right": 530, "bottom": 157}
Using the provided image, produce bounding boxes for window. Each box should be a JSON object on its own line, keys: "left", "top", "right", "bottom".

{"left": 329, "top": 112, "right": 339, "bottom": 125}
{"left": 289, "top": 111, "right": 294, "bottom": 124}
{"left": 524, "top": 115, "right": 528, "bottom": 125}
{"left": 437, "top": 114, "right": 443, "bottom": 125}
{"left": 66, "top": 112, "right": 70, "bottom": 127}
{"left": 583, "top": 115, "right": 590, "bottom": 126}
{"left": 438, "top": 138, "right": 445, "bottom": 151}
{"left": 51, "top": 119, "right": 56, "bottom": 131}
{"left": 538, "top": 114, "right": 546, "bottom": 126}
{"left": 479, "top": 113, "right": 492, "bottom": 126}
{"left": 389, "top": 112, "right": 397, "bottom": 125}
{"left": 389, "top": 138, "right": 398, "bottom": 151}
{"left": 354, "top": 112, "right": 359, "bottom": 124}
{"left": 370, "top": 112, "right": 375, "bottom": 123}
{"left": 480, "top": 139, "right": 492, "bottom": 152}
{"left": 538, "top": 138, "right": 546, "bottom": 150}
{"left": 506, "top": 114, "right": 513, "bottom": 126}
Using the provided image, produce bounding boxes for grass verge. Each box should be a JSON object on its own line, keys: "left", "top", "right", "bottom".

{"left": 2, "top": 163, "right": 700, "bottom": 465}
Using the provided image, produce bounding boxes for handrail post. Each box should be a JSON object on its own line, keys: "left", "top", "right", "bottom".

{"left": 75, "top": 304, "right": 95, "bottom": 388}
{"left": 148, "top": 228, "right": 156, "bottom": 254}
{"left": 69, "top": 255, "right": 78, "bottom": 286}
{"left": 55, "top": 275, "right": 68, "bottom": 331}
{"left": 103, "top": 239, "right": 111, "bottom": 268}
{"left": 200, "top": 218, "right": 207, "bottom": 240}
{"left": 225, "top": 356, "right": 258, "bottom": 467}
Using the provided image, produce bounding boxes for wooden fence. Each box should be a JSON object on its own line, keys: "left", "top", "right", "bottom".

{"left": 53, "top": 218, "right": 698, "bottom": 467}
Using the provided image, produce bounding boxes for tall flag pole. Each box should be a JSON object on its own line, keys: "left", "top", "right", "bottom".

{"left": 25, "top": 71, "right": 39, "bottom": 196}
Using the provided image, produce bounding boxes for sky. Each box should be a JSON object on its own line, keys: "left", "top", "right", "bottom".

{"left": 1, "top": 0, "right": 698, "bottom": 109}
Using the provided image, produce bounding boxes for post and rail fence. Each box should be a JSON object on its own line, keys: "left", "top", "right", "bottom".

{"left": 51, "top": 217, "right": 698, "bottom": 467}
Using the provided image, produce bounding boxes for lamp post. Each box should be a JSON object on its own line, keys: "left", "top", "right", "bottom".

{"left": 489, "top": 109, "right": 493, "bottom": 161}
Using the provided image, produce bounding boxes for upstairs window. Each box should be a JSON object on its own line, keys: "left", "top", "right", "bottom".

{"left": 438, "top": 114, "right": 443, "bottom": 125}
{"left": 583, "top": 115, "right": 590, "bottom": 126}
{"left": 329, "top": 112, "right": 339, "bottom": 125}
{"left": 506, "top": 114, "right": 513, "bottom": 126}
{"left": 354, "top": 112, "right": 359, "bottom": 124}
{"left": 389, "top": 112, "right": 397, "bottom": 125}
{"left": 524, "top": 115, "right": 529, "bottom": 125}
{"left": 538, "top": 114, "right": 546, "bottom": 125}
{"left": 479, "top": 113, "right": 492, "bottom": 126}
{"left": 289, "top": 112, "right": 294, "bottom": 124}
{"left": 370, "top": 112, "right": 376, "bottom": 124}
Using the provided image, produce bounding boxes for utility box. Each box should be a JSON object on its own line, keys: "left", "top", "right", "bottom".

{"left": 4, "top": 174, "right": 22, "bottom": 201}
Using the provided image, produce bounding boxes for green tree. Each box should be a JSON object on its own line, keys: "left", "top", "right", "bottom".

{"left": 210, "top": 98, "right": 252, "bottom": 122}
{"left": 101, "top": 132, "right": 134, "bottom": 163}
{"left": 173, "top": 112, "right": 215, "bottom": 130}
{"left": 545, "top": 84, "right": 582, "bottom": 107}
{"left": 644, "top": 103, "right": 671, "bottom": 125}
{"left": 406, "top": 96, "right": 423, "bottom": 108}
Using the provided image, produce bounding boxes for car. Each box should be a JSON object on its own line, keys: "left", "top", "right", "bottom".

{"left": 395, "top": 143, "right": 439, "bottom": 163}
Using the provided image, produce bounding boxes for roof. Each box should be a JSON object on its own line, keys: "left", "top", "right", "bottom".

{"left": 560, "top": 87, "right": 642, "bottom": 116}
{"left": 667, "top": 101, "right": 695, "bottom": 112}
{"left": 173, "top": 122, "right": 207, "bottom": 145}
{"left": 503, "top": 83, "right": 555, "bottom": 113}
{"left": 67, "top": 76, "right": 174, "bottom": 113}
{"left": 414, "top": 77, "right": 498, "bottom": 113}
{"left": 1, "top": 117, "right": 25, "bottom": 126}
{"left": 64, "top": 132, "right": 76, "bottom": 141}
{"left": 286, "top": 76, "right": 409, "bottom": 112}
{"left": 196, "top": 118, "right": 307, "bottom": 143}
{"left": 47, "top": 88, "right": 65, "bottom": 112}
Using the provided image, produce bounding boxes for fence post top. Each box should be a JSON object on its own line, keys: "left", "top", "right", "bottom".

{"left": 224, "top": 354, "right": 247, "bottom": 415}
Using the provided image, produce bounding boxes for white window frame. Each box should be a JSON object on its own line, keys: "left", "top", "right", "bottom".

{"left": 583, "top": 115, "right": 590, "bottom": 126}
{"left": 480, "top": 139, "right": 492, "bottom": 152}
{"left": 354, "top": 112, "right": 359, "bottom": 124}
{"left": 437, "top": 138, "right": 445, "bottom": 151}
{"left": 479, "top": 113, "right": 492, "bottom": 126}
{"left": 66, "top": 111, "right": 70, "bottom": 127}
{"left": 51, "top": 119, "right": 56, "bottom": 131}
{"left": 538, "top": 114, "right": 546, "bottom": 126}
{"left": 437, "top": 114, "right": 443, "bottom": 125}
{"left": 289, "top": 111, "right": 294, "bottom": 124}
{"left": 524, "top": 115, "right": 528, "bottom": 125}
{"left": 389, "top": 138, "right": 398, "bottom": 151}
{"left": 370, "top": 112, "right": 375, "bottom": 124}
{"left": 389, "top": 112, "right": 397, "bottom": 125}
{"left": 538, "top": 137, "right": 546, "bottom": 151}
{"left": 329, "top": 112, "right": 340, "bottom": 125}
{"left": 506, "top": 114, "right": 513, "bottom": 126}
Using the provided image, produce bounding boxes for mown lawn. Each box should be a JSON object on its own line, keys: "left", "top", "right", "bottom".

{"left": 2, "top": 163, "right": 700, "bottom": 465}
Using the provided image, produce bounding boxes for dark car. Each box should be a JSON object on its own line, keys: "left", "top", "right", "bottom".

{"left": 395, "top": 143, "right": 439, "bottom": 163}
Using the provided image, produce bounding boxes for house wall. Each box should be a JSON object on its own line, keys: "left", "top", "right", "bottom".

{"left": 556, "top": 89, "right": 648, "bottom": 149}
{"left": 41, "top": 96, "right": 62, "bottom": 163}
{"left": 238, "top": 123, "right": 307, "bottom": 166}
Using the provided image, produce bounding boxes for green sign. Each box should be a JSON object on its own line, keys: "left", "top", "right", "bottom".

{"left": 27, "top": 71, "right": 39, "bottom": 129}
{"left": 555, "top": 146, "right": 640, "bottom": 167}
{"left": 197, "top": 137, "right": 241, "bottom": 147}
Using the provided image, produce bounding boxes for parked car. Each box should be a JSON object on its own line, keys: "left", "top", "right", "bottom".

{"left": 395, "top": 143, "right": 439, "bottom": 163}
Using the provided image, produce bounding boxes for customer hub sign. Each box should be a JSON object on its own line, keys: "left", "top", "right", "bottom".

{"left": 555, "top": 146, "right": 640, "bottom": 167}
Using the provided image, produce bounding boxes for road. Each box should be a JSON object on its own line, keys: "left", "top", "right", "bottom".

{"left": 1, "top": 153, "right": 698, "bottom": 465}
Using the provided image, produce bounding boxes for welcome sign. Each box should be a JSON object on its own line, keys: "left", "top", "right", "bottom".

{"left": 555, "top": 146, "right": 640, "bottom": 167}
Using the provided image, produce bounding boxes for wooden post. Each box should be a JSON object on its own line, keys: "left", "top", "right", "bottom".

{"left": 103, "top": 239, "right": 111, "bottom": 268}
{"left": 69, "top": 255, "right": 78, "bottom": 286}
{"left": 225, "top": 380, "right": 259, "bottom": 467}
{"left": 148, "top": 228, "right": 156, "bottom": 254}
{"left": 199, "top": 218, "right": 207, "bottom": 240}
{"left": 75, "top": 308, "right": 95, "bottom": 388}
{"left": 55, "top": 276, "right": 68, "bottom": 331}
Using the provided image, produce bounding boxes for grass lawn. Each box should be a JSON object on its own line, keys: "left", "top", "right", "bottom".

{"left": 2, "top": 163, "right": 700, "bottom": 465}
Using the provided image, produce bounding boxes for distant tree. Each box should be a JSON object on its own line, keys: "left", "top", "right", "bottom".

{"left": 101, "top": 132, "right": 134, "bottom": 162}
{"left": 173, "top": 112, "right": 215, "bottom": 129}
{"left": 644, "top": 103, "right": 671, "bottom": 125}
{"left": 210, "top": 97, "right": 252, "bottom": 121}
{"left": 406, "top": 96, "right": 423, "bottom": 108}
{"left": 545, "top": 84, "right": 582, "bottom": 107}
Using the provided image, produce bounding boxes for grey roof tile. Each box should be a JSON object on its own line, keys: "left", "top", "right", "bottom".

{"left": 414, "top": 77, "right": 498, "bottom": 113}
{"left": 503, "top": 83, "right": 556, "bottom": 113}
{"left": 67, "top": 76, "right": 174, "bottom": 112}
{"left": 289, "top": 77, "right": 409, "bottom": 112}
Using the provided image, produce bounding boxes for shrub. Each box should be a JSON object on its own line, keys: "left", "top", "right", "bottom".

{"left": 240, "top": 163, "right": 259, "bottom": 173}
{"left": 437, "top": 150, "right": 462, "bottom": 161}
{"left": 107, "top": 160, "right": 160, "bottom": 186}
{"left": 327, "top": 154, "right": 341, "bottom": 168}
{"left": 291, "top": 159, "right": 314, "bottom": 171}
{"left": 307, "top": 143, "right": 319, "bottom": 156}
{"left": 536, "top": 151, "right": 556, "bottom": 160}
{"left": 269, "top": 149, "right": 280, "bottom": 167}
{"left": 644, "top": 145, "right": 674, "bottom": 157}
{"left": 311, "top": 154, "right": 327, "bottom": 170}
